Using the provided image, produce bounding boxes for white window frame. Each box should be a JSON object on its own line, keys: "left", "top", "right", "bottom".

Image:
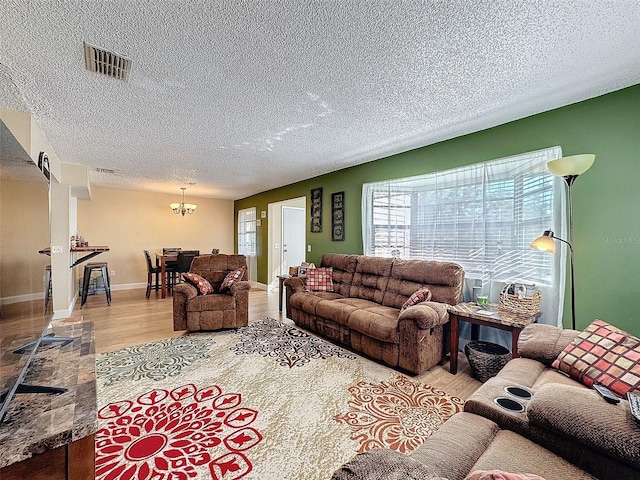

{"left": 362, "top": 147, "right": 566, "bottom": 326}
{"left": 237, "top": 207, "right": 256, "bottom": 256}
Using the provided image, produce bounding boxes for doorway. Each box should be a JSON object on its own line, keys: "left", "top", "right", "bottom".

{"left": 282, "top": 206, "right": 306, "bottom": 274}
{"left": 267, "top": 197, "right": 306, "bottom": 289}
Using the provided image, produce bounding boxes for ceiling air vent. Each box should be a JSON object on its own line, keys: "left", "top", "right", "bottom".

{"left": 84, "top": 42, "right": 131, "bottom": 81}
{"left": 96, "top": 167, "right": 116, "bottom": 174}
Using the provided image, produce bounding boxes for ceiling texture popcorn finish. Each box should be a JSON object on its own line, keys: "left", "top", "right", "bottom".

{"left": 1, "top": 1, "right": 639, "bottom": 200}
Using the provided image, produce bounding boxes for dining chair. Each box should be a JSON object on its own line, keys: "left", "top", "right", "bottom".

{"left": 144, "top": 250, "right": 162, "bottom": 298}
{"left": 162, "top": 248, "right": 181, "bottom": 291}
{"left": 176, "top": 250, "right": 200, "bottom": 280}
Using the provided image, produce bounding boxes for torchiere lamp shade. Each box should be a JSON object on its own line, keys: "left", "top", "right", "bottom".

{"left": 547, "top": 154, "right": 595, "bottom": 177}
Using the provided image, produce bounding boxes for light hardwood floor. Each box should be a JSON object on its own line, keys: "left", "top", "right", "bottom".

{"left": 76, "top": 287, "right": 482, "bottom": 400}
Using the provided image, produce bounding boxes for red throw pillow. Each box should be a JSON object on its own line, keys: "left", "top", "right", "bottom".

{"left": 181, "top": 272, "right": 214, "bottom": 295}
{"left": 552, "top": 319, "right": 640, "bottom": 396}
{"left": 400, "top": 287, "right": 432, "bottom": 312}
{"left": 305, "top": 267, "right": 334, "bottom": 292}
{"left": 220, "top": 266, "right": 246, "bottom": 292}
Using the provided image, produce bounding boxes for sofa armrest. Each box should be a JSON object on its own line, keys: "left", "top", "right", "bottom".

{"left": 172, "top": 283, "right": 198, "bottom": 330}
{"left": 528, "top": 383, "right": 640, "bottom": 470}
{"left": 230, "top": 280, "right": 251, "bottom": 294}
{"left": 517, "top": 324, "right": 579, "bottom": 365}
{"left": 398, "top": 302, "right": 450, "bottom": 374}
{"left": 284, "top": 276, "right": 305, "bottom": 293}
{"left": 331, "top": 448, "right": 446, "bottom": 480}
{"left": 398, "top": 301, "right": 449, "bottom": 330}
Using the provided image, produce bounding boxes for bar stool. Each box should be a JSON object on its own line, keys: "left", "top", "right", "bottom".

{"left": 44, "top": 265, "right": 52, "bottom": 313}
{"left": 81, "top": 262, "right": 111, "bottom": 307}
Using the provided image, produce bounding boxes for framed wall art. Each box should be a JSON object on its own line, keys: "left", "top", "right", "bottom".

{"left": 331, "top": 191, "right": 345, "bottom": 241}
{"left": 310, "top": 187, "right": 323, "bottom": 233}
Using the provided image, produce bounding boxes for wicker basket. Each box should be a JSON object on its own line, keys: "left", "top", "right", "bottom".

{"left": 464, "top": 341, "right": 512, "bottom": 383}
{"left": 499, "top": 290, "right": 542, "bottom": 316}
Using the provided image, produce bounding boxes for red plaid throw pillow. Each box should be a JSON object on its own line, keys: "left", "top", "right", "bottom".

{"left": 220, "top": 267, "right": 246, "bottom": 292}
{"left": 305, "top": 267, "right": 334, "bottom": 292}
{"left": 181, "top": 272, "right": 214, "bottom": 295}
{"left": 400, "top": 287, "right": 432, "bottom": 312}
{"left": 552, "top": 319, "right": 640, "bottom": 396}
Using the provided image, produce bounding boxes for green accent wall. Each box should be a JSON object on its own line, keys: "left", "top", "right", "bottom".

{"left": 236, "top": 84, "right": 640, "bottom": 335}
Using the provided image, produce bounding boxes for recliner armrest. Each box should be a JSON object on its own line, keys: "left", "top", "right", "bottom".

{"left": 172, "top": 283, "right": 198, "bottom": 331}
{"left": 284, "top": 276, "right": 305, "bottom": 293}
{"left": 229, "top": 280, "right": 251, "bottom": 294}
{"left": 528, "top": 383, "right": 640, "bottom": 469}
{"left": 398, "top": 301, "right": 449, "bottom": 330}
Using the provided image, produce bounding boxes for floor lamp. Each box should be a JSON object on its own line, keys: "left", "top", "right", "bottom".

{"left": 530, "top": 154, "right": 595, "bottom": 330}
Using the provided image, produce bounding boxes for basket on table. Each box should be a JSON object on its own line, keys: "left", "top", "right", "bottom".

{"left": 464, "top": 340, "right": 512, "bottom": 383}
{"left": 499, "top": 290, "right": 541, "bottom": 316}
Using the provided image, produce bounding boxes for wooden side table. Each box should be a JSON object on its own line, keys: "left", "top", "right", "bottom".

{"left": 447, "top": 302, "right": 540, "bottom": 375}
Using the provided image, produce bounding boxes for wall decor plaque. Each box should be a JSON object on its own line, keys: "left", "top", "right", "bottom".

{"left": 331, "top": 191, "right": 345, "bottom": 241}
{"left": 310, "top": 187, "right": 323, "bottom": 233}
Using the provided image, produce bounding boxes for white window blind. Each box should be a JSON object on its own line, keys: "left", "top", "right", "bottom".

{"left": 363, "top": 147, "right": 566, "bottom": 325}
{"left": 237, "top": 207, "right": 256, "bottom": 256}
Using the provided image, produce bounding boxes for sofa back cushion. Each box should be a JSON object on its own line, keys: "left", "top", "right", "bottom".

{"left": 190, "top": 254, "right": 248, "bottom": 292}
{"left": 320, "top": 253, "right": 359, "bottom": 296}
{"left": 382, "top": 259, "right": 465, "bottom": 308}
{"left": 349, "top": 256, "right": 394, "bottom": 304}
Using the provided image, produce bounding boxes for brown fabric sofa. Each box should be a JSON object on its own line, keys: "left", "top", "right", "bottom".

{"left": 333, "top": 323, "right": 640, "bottom": 479}
{"left": 332, "top": 411, "right": 596, "bottom": 480}
{"left": 464, "top": 323, "right": 640, "bottom": 480}
{"left": 172, "top": 254, "right": 251, "bottom": 331}
{"left": 285, "top": 253, "right": 464, "bottom": 374}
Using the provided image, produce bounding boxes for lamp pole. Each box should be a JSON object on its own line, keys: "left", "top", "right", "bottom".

{"left": 563, "top": 175, "right": 578, "bottom": 331}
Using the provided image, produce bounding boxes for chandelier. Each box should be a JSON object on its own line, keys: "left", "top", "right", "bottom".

{"left": 170, "top": 187, "right": 197, "bottom": 216}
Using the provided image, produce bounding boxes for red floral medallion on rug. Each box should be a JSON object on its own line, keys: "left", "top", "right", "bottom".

{"left": 96, "top": 383, "right": 262, "bottom": 480}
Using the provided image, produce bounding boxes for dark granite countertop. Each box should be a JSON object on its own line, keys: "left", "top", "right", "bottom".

{"left": 0, "top": 318, "right": 96, "bottom": 468}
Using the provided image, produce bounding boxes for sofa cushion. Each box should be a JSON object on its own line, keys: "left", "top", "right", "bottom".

{"left": 348, "top": 305, "right": 400, "bottom": 343}
{"left": 315, "top": 298, "right": 364, "bottom": 326}
{"left": 305, "top": 267, "right": 334, "bottom": 291}
{"left": 349, "top": 256, "right": 393, "bottom": 304}
{"left": 527, "top": 383, "right": 640, "bottom": 470}
{"left": 186, "top": 293, "right": 235, "bottom": 312}
{"left": 552, "top": 319, "right": 640, "bottom": 396}
{"left": 401, "top": 287, "right": 433, "bottom": 312}
{"left": 320, "top": 253, "right": 359, "bottom": 296}
{"left": 517, "top": 324, "right": 579, "bottom": 366}
{"left": 181, "top": 272, "right": 214, "bottom": 295}
{"left": 190, "top": 254, "right": 248, "bottom": 290}
{"left": 471, "top": 430, "right": 595, "bottom": 480}
{"left": 383, "top": 259, "right": 465, "bottom": 307}
{"left": 289, "top": 291, "right": 341, "bottom": 315}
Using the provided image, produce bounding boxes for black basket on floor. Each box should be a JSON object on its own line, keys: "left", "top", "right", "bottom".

{"left": 464, "top": 340, "right": 512, "bottom": 383}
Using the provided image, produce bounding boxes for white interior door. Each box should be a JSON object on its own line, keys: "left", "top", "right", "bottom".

{"left": 282, "top": 206, "right": 306, "bottom": 274}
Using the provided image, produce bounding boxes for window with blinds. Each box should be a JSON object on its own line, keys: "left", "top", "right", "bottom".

{"left": 362, "top": 147, "right": 562, "bottom": 287}
{"left": 237, "top": 207, "right": 256, "bottom": 256}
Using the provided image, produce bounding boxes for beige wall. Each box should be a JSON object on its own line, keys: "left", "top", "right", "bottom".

{"left": 77, "top": 187, "right": 234, "bottom": 288}
{"left": 0, "top": 179, "right": 50, "bottom": 299}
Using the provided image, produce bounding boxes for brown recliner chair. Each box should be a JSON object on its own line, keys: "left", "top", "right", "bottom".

{"left": 172, "top": 254, "right": 251, "bottom": 331}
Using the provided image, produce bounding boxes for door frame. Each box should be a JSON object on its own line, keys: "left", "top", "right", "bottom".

{"left": 267, "top": 196, "right": 306, "bottom": 290}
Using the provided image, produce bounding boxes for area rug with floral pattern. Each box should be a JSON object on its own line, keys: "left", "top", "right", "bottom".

{"left": 96, "top": 317, "right": 463, "bottom": 480}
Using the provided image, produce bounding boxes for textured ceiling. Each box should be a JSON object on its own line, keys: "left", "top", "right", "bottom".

{"left": 1, "top": 1, "right": 639, "bottom": 200}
